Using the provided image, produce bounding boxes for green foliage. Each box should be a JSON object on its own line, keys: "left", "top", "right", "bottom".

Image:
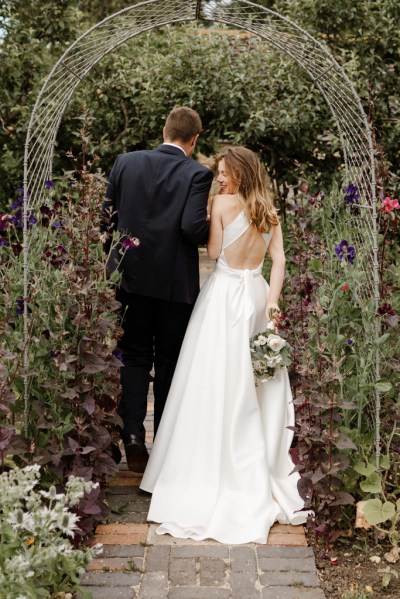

{"left": 61, "top": 24, "right": 336, "bottom": 193}
{"left": 1, "top": 1, "right": 400, "bottom": 208}
{"left": 0, "top": 464, "right": 100, "bottom": 598}
{"left": 254, "top": 0, "right": 400, "bottom": 171}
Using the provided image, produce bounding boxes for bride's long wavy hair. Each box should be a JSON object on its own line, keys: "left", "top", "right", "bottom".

{"left": 215, "top": 146, "right": 279, "bottom": 232}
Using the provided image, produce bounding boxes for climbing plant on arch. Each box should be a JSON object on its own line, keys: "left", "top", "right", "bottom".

{"left": 22, "top": 1, "right": 381, "bottom": 455}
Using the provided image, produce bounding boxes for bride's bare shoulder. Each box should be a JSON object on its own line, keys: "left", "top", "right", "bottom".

{"left": 212, "top": 193, "right": 238, "bottom": 208}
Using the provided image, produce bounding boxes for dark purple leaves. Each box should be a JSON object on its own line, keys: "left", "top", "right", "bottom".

{"left": 0, "top": 425, "right": 16, "bottom": 452}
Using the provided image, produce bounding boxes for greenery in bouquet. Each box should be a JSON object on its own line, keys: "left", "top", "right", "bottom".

{"left": 250, "top": 325, "right": 292, "bottom": 383}
{"left": 0, "top": 464, "right": 101, "bottom": 599}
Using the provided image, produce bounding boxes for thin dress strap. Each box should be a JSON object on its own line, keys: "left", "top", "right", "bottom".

{"left": 222, "top": 211, "right": 250, "bottom": 250}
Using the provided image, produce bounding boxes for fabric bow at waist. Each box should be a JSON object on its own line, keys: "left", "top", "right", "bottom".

{"left": 215, "top": 261, "right": 262, "bottom": 323}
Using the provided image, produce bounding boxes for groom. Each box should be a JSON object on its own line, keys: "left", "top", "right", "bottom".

{"left": 103, "top": 107, "right": 213, "bottom": 472}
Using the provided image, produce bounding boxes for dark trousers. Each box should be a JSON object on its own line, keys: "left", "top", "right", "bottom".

{"left": 116, "top": 288, "right": 193, "bottom": 443}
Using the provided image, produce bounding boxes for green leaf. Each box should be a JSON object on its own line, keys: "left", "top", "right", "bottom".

{"left": 362, "top": 499, "right": 395, "bottom": 525}
{"left": 353, "top": 462, "right": 376, "bottom": 477}
{"left": 374, "top": 381, "right": 393, "bottom": 393}
{"left": 360, "top": 471, "right": 382, "bottom": 494}
{"left": 376, "top": 333, "right": 390, "bottom": 345}
{"left": 380, "top": 454, "right": 390, "bottom": 470}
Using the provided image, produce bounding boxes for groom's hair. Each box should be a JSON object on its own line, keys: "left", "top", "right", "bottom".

{"left": 164, "top": 107, "right": 202, "bottom": 143}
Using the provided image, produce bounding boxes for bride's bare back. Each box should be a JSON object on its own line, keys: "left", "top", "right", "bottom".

{"left": 208, "top": 194, "right": 271, "bottom": 269}
{"left": 224, "top": 223, "right": 268, "bottom": 270}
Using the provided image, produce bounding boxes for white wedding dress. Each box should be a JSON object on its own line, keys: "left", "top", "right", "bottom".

{"left": 140, "top": 211, "right": 308, "bottom": 544}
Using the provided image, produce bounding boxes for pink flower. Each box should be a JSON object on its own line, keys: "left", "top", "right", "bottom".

{"left": 301, "top": 184, "right": 309, "bottom": 192}
{"left": 122, "top": 237, "right": 141, "bottom": 250}
{"left": 382, "top": 197, "right": 400, "bottom": 213}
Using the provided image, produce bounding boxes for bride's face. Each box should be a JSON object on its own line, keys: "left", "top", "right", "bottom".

{"left": 217, "top": 159, "right": 237, "bottom": 195}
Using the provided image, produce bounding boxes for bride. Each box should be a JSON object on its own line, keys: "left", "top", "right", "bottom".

{"left": 140, "top": 146, "right": 308, "bottom": 544}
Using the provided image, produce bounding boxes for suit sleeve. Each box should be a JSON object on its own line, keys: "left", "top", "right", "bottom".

{"left": 100, "top": 156, "right": 120, "bottom": 253}
{"left": 181, "top": 168, "right": 213, "bottom": 245}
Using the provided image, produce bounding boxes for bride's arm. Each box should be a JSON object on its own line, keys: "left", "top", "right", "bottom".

{"left": 266, "top": 222, "right": 286, "bottom": 322}
{"left": 207, "top": 195, "right": 224, "bottom": 259}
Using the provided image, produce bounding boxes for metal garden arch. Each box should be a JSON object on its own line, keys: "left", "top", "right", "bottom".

{"left": 22, "top": 0, "right": 381, "bottom": 455}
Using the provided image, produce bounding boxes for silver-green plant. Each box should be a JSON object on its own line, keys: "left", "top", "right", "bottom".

{"left": 0, "top": 465, "right": 101, "bottom": 599}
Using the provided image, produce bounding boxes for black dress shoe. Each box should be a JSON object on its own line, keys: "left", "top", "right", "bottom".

{"left": 124, "top": 434, "right": 149, "bottom": 473}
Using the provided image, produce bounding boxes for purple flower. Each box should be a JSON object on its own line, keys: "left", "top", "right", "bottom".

{"left": 0, "top": 238, "right": 8, "bottom": 247}
{"left": 345, "top": 184, "right": 358, "bottom": 195}
{"left": 28, "top": 213, "right": 38, "bottom": 225}
{"left": 334, "top": 240, "right": 356, "bottom": 264}
{"left": 11, "top": 197, "right": 23, "bottom": 210}
{"left": 15, "top": 299, "right": 24, "bottom": 315}
{"left": 122, "top": 237, "right": 141, "bottom": 250}
{"left": 10, "top": 215, "right": 23, "bottom": 228}
{"left": 345, "top": 183, "right": 360, "bottom": 205}
{"left": 346, "top": 338, "right": 354, "bottom": 345}
{"left": 346, "top": 246, "right": 356, "bottom": 264}
{"left": 122, "top": 238, "right": 134, "bottom": 250}
{"left": 112, "top": 349, "right": 123, "bottom": 362}
{"left": 45, "top": 180, "right": 53, "bottom": 189}
{"left": 17, "top": 187, "right": 24, "bottom": 197}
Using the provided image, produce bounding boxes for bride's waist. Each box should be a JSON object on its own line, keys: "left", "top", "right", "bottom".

{"left": 215, "top": 260, "right": 263, "bottom": 278}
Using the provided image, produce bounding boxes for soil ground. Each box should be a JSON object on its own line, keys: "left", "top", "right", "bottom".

{"left": 308, "top": 533, "right": 400, "bottom": 598}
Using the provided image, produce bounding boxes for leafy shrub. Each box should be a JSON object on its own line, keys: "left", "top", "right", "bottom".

{"left": 0, "top": 464, "right": 101, "bottom": 599}
{"left": 0, "top": 118, "right": 123, "bottom": 534}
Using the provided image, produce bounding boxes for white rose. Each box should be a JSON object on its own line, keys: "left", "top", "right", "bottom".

{"left": 267, "top": 334, "right": 286, "bottom": 352}
{"left": 257, "top": 335, "right": 268, "bottom": 346}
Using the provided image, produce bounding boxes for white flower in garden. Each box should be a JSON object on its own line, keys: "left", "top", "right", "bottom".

{"left": 267, "top": 334, "right": 287, "bottom": 352}
{"left": 257, "top": 335, "right": 268, "bottom": 345}
{"left": 7, "top": 509, "right": 35, "bottom": 531}
{"left": 39, "top": 486, "right": 64, "bottom": 502}
{"left": 57, "top": 510, "right": 80, "bottom": 537}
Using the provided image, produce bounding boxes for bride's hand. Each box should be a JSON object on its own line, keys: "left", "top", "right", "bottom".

{"left": 265, "top": 303, "right": 281, "bottom": 329}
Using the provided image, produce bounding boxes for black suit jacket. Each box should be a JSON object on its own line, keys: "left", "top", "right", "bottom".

{"left": 103, "top": 144, "right": 213, "bottom": 305}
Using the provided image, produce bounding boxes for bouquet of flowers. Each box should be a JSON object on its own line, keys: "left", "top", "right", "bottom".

{"left": 249, "top": 323, "right": 292, "bottom": 383}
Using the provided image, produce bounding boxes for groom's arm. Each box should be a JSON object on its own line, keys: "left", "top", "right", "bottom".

{"left": 181, "top": 168, "right": 213, "bottom": 245}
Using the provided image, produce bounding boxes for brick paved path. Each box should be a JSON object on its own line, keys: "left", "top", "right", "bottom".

{"left": 80, "top": 253, "right": 326, "bottom": 599}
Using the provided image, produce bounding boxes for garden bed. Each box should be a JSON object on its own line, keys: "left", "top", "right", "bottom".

{"left": 308, "top": 533, "right": 400, "bottom": 598}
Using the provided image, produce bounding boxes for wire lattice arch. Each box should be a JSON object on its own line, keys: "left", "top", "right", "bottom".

{"left": 22, "top": 0, "right": 381, "bottom": 445}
